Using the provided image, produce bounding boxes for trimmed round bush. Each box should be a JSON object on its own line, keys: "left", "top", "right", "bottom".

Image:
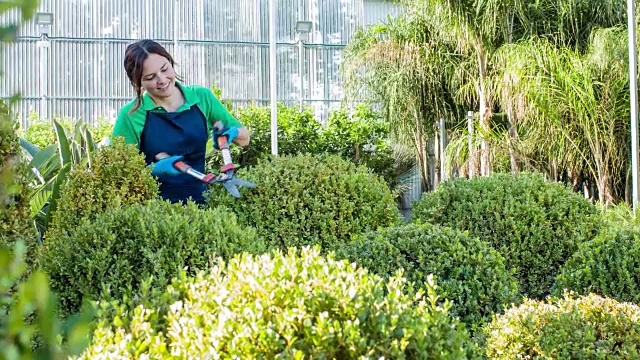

{"left": 76, "top": 246, "right": 477, "bottom": 359}
{"left": 484, "top": 292, "right": 640, "bottom": 358}
{"left": 45, "top": 136, "right": 160, "bottom": 241}
{"left": 552, "top": 226, "right": 640, "bottom": 303}
{"left": 412, "top": 172, "right": 601, "bottom": 299}
{"left": 38, "top": 199, "right": 265, "bottom": 316}
{"left": 205, "top": 153, "right": 403, "bottom": 252}
{"left": 334, "top": 223, "right": 521, "bottom": 332}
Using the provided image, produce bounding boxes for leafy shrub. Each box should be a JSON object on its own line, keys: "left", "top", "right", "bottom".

{"left": 45, "top": 137, "right": 159, "bottom": 241}
{"left": 412, "top": 172, "right": 601, "bottom": 299}
{"left": 552, "top": 227, "right": 640, "bottom": 303}
{"left": 334, "top": 223, "right": 521, "bottom": 332}
{"left": 206, "top": 103, "right": 322, "bottom": 172}
{"left": 76, "top": 246, "right": 478, "bottom": 359}
{"left": 0, "top": 100, "right": 35, "bottom": 252}
{"left": 38, "top": 199, "right": 264, "bottom": 317}
{"left": 1, "top": 240, "right": 92, "bottom": 359}
{"left": 320, "top": 104, "right": 397, "bottom": 188}
{"left": 18, "top": 112, "right": 113, "bottom": 150}
{"left": 484, "top": 292, "right": 640, "bottom": 359}
{"left": 205, "top": 153, "right": 403, "bottom": 252}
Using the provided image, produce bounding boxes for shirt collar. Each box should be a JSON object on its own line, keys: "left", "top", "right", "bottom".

{"left": 141, "top": 81, "right": 199, "bottom": 111}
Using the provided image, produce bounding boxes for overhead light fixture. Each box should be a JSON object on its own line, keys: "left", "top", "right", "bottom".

{"left": 295, "top": 20, "right": 312, "bottom": 34}
{"left": 36, "top": 12, "right": 54, "bottom": 36}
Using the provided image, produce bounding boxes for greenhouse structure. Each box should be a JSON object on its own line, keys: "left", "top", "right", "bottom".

{"left": 1, "top": 0, "right": 399, "bottom": 125}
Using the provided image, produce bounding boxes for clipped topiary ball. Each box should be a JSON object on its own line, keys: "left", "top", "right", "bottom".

{"left": 334, "top": 223, "right": 521, "bottom": 332}
{"left": 412, "top": 172, "right": 601, "bottom": 299}
{"left": 552, "top": 226, "right": 640, "bottom": 304}
{"left": 38, "top": 199, "right": 265, "bottom": 316}
{"left": 76, "top": 246, "right": 477, "bottom": 359}
{"left": 205, "top": 153, "right": 403, "bottom": 252}
{"left": 484, "top": 292, "right": 640, "bottom": 358}
{"left": 45, "top": 136, "right": 159, "bottom": 241}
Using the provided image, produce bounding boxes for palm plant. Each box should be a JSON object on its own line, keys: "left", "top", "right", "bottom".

{"left": 342, "top": 14, "right": 462, "bottom": 190}
{"left": 493, "top": 27, "right": 630, "bottom": 204}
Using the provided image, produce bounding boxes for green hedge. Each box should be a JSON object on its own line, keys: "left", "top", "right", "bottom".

{"left": 484, "top": 292, "right": 640, "bottom": 358}
{"left": 38, "top": 199, "right": 264, "bottom": 316}
{"left": 205, "top": 153, "right": 403, "bottom": 252}
{"left": 0, "top": 100, "right": 35, "bottom": 252}
{"left": 334, "top": 223, "right": 521, "bottom": 332}
{"left": 77, "top": 246, "right": 477, "bottom": 359}
{"left": 552, "top": 226, "right": 640, "bottom": 303}
{"left": 206, "top": 101, "right": 399, "bottom": 190}
{"left": 45, "top": 137, "right": 159, "bottom": 241}
{"left": 412, "top": 172, "right": 601, "bottom": 299}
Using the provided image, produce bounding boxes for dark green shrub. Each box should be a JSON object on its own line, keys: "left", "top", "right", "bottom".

{"left": 205, "top": 153, "right": 403, "bottom": 252}
{"left": 0, "top": 100, "right": 35, "bottom": 252}
{"left": 206, "top": 103, "right": 322, "bottom": 172}
{"left": 38, "top": 199, "right": 264, "bottom": 317}
{"left": 77, "top": 246, "right": 478, "bottom": 359}
{"left": 552, "top": 227, "right": 640, "bottom": 303}
{"left": 484, "top": 292, "right": 640, "bottom": 359}
{"left": 412, "top": 172, "right": 600, "bottom": 299}
{"left": 334, "top": 223, "right": 521, "bottom": 332}
{"left": 45, "top": 137, "right": 159, "bottom": 241}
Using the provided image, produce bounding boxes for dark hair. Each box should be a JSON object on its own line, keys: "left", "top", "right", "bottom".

{"left": 123, "top": 39, "right": 182, "bottom": 114}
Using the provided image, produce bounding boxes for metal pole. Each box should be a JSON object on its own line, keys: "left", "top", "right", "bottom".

{"left": 440, "top": 118, "right": 446, "bottom": 181}
{"left": 298, "top": 40, "right": 304, "bottom": 110}
{"left": 269, "top": 0, "right": 278, "bottom": 156}
{"left": 37, "top": 38, "right": 49, "bottom": 120}
{"left": 467, "top": 111, "right": 474, "bottom": 178}
{"left": 629, "top": 0, "right": 639, "bottom": 214}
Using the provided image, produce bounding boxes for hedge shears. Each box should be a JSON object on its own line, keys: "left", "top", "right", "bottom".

{"left": 154, "top": 121, "right": 256, "bottom": 198}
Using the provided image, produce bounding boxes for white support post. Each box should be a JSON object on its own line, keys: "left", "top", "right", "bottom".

{"left": 269, "top": 0, "right": 278, "bottom": 156}
{"left": 628, "top": 0, "right": 639, "bottom": 214}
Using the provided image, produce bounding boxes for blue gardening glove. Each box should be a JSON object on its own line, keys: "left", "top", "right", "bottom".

{"left": 149, "top": 155, "right": 184, "bottom": 177}
{"left": 212, "top": 126, "right": 239, "bottom": 150}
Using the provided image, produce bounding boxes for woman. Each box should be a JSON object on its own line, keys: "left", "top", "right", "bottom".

{"left": 112, "top": 39, "right": 250, "bottom": 204}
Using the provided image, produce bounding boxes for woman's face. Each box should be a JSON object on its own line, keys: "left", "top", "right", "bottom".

{"left": 140, "top": 53, "right": 176, "bottom": 98}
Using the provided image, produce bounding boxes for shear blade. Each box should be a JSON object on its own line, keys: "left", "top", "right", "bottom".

{"left": 222, "top": 181, "right": 241, "bottom": 198}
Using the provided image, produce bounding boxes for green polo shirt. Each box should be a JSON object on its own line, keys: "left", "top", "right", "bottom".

{"left": 112, "top": 82, "right": 242, "bottom": 147}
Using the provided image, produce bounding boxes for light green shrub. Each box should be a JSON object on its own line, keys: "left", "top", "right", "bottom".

{"left": 484, "top": 292, "right": 640, "bottom": 359}
{"left": 45, "top": 137, "right": 159, "bottom": 241}
{"left": 412, "top": 172, "right": 601, "bottom": 299}
{"left": 76, "top": 246, "right": 478, "bottom": 359}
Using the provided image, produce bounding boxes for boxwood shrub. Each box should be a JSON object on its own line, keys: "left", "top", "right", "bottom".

{"left": 552, "top": 226, "right": 640, "bottom": 303}
{"left": 484, "top": 292, "right": 640, "bottom": 358}
{"left": 45, "top": 137, "right": 159, "bottom": 241}
{"left": 0, "top": 100, "right": 34, "bottom": 252}
{"left": 76, "top": 246, "right": 478, "bottom": 359}
{"left": 334, "top": 223, "right": 521, "bottom": 332}
{"left": 205, "top": 153, "right": 403, "bottom": 252}
{"left": 38, "top": 199, "right": 264, "bottom": 317}
{"left": 412, "top": 172, "right": 600, "bottom": 299}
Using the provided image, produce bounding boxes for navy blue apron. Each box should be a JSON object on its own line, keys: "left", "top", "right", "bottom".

{"left": 139, "top": 104, "right": 209, "bottom": 205}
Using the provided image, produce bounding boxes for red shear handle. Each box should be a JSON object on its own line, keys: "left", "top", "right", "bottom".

{"left": 213, "top": 120, "right": 230, "bottom": 149}
{"left": 155, "top": 152, "right": 192, "bottom": 173}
